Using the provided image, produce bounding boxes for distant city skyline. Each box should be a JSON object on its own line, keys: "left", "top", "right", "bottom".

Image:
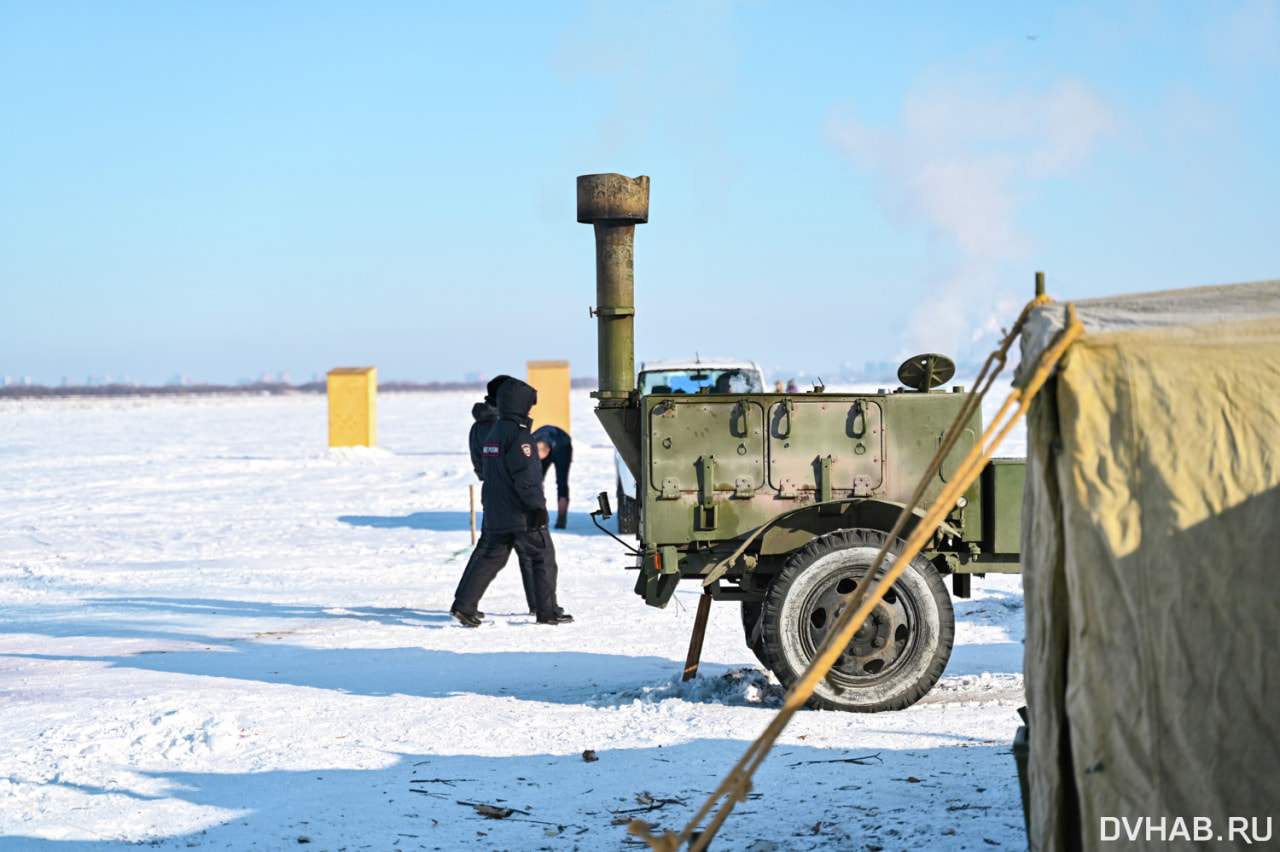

{"left": 1, "top": 352, "right": 999, "bottom": 394}
{"left": 3, "top": 2, "right": 1277, "bottom": 387}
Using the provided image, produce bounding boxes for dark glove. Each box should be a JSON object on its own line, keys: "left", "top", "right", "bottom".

{"left": 529, "top": 508, "right": 549, "bottom": 529}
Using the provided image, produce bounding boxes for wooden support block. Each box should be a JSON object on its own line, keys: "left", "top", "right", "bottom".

{"left": 682, "top": 593, "right": 714, "bottom": 682}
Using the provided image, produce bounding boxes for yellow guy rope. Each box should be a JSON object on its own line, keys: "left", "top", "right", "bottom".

{"left": 631, "top": 299, "right": 1084, "bottom": 852}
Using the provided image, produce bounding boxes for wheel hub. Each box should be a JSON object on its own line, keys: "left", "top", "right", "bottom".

{"left": 848, "top": 604, "right": 893, "bottom": 656}
{"left": 801, "top": 572, "right": 915, "bottom": 684}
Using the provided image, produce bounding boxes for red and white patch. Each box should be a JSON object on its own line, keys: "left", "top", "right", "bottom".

{"left": 521, "top": 443, "right": 533, "bottom": 457}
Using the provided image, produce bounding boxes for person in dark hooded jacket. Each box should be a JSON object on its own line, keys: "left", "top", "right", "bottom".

{"left": 455, "top": 375, "right": 537, "bottom": 613}
{"left": 451, "top": 377, "right": 572, "bottom": 627}
{"left": 532, "top": 424, "right": 572, "bottom": 529}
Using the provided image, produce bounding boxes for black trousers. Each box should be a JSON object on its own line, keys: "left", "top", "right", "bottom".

{"left": 452, "top": 529, "right": 537, "bottom": 612}
{"left": 452, "top": 528, "right": 559, "bottom": 619}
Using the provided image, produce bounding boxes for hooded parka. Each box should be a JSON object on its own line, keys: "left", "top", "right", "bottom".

{"left": 468, "top": 374, "right": 513, "bottom": 479}
{"left": 451, "top": 377, "right": 566, "bottom": 623}
{"left": 479, "top": 378, "right": 548, "bottom": 533}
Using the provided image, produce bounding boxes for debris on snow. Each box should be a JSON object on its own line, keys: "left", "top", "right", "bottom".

{"left": 459, "top": 801, "right": 518, "bottom": 819}
{"left": 596, "top": 666, "right": 785, "bottom": 707}
{"left": 789, "top": 752, "right": 883, "bottom": 767}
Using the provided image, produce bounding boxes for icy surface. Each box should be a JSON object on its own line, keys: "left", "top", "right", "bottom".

{"left": 1, "top": 390, "right": 1027, "bottom": 850}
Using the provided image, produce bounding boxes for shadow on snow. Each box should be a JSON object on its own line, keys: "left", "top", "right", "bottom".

{"left": 2, "top": 740, "right": 1027, "bottom": 851}
{"left": 7, "top": 642, "right": 696, "bottom": 707}
{"left": 2, "top": 590, "right": 1024, "bottom": 704}
{"left": 5, "top": 596, "right": 781, "bottom": 708}
{"left": 338, "top": 510, "right": 614, "bottom": 537}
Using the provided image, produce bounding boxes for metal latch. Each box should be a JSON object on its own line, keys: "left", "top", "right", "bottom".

{"left": 698, "top": 456, "right": 716, "bottom": 508}
{"left": 853, "top": 474, "right": 872, "bottom": 497}
{"left": 778, "top": 476, "right": 798, "bottom": 499}
{"left": 698, "top": 455, "right": 718, "bottom": 531}
{"left": 818, "top": 455, "right": 834, "bottom": 502}
{"left": 660, "top": 477, "right": 680, "bottom": 499}
{"left": 734, "top": 476, "right": 755, "bottom": 499}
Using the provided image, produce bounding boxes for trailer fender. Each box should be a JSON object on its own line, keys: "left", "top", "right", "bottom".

{"left": 700, "top": 499, "right": 963, "bottom": 589}
{"left": 758, "top": 499, "right": 961, "bottom": 557}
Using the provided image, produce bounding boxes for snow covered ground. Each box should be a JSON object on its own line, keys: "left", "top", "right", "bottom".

{"left": 2, "top": 389, "right": 1028, "bottom": 851}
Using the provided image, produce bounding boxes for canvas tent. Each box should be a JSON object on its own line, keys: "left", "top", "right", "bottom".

{"left": 1017, "top": 279, "right": 1280, "bottom": 851}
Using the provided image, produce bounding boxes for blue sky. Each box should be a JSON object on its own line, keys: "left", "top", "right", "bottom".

{"left": 3, "top": 1, "right": 1277, "bottom": 386}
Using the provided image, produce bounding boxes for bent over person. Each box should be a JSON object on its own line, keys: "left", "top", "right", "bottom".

{"left": 450, "top": 377, "right": 572, "bottom": 627}
{"left": 531, "top": 424, "right": 572, "bottom": 529}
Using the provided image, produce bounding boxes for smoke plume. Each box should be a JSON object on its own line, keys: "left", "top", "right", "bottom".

{"left": 828, "top": 74, "right": 1116, "bottom": 359}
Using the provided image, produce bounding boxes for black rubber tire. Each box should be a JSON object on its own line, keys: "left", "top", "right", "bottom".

{"left": 740, "top": 600, "right": 770, "bottom": 668}
{"left": 761, "top": 528, "right": 954, "bottom": 712}
{"left": 616, "top": 484, "right": 639, "bottom": 536}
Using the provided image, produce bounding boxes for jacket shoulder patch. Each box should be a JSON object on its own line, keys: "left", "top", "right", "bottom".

{"left": 521, "top": 444, "right": 533, "bottom": 457}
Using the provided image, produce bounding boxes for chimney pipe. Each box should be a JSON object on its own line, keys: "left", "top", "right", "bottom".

{"left": 577, "top": 174, "right": 649, "bottom": 400}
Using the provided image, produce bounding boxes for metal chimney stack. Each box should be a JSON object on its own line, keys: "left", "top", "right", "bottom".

{"left": 577, "top": 173, "right": 649, "bottom": 398}
{"left": 577, "top": 173, "right": 649, "bottom": 475}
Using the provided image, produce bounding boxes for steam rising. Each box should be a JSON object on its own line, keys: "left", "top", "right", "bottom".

{"left": 828, "top": 75, "right": 1115, "bottom": 358}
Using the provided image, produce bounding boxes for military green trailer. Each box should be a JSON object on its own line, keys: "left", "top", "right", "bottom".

{"left": 579, "top": 173, "right": 1023, "bottom": 712}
